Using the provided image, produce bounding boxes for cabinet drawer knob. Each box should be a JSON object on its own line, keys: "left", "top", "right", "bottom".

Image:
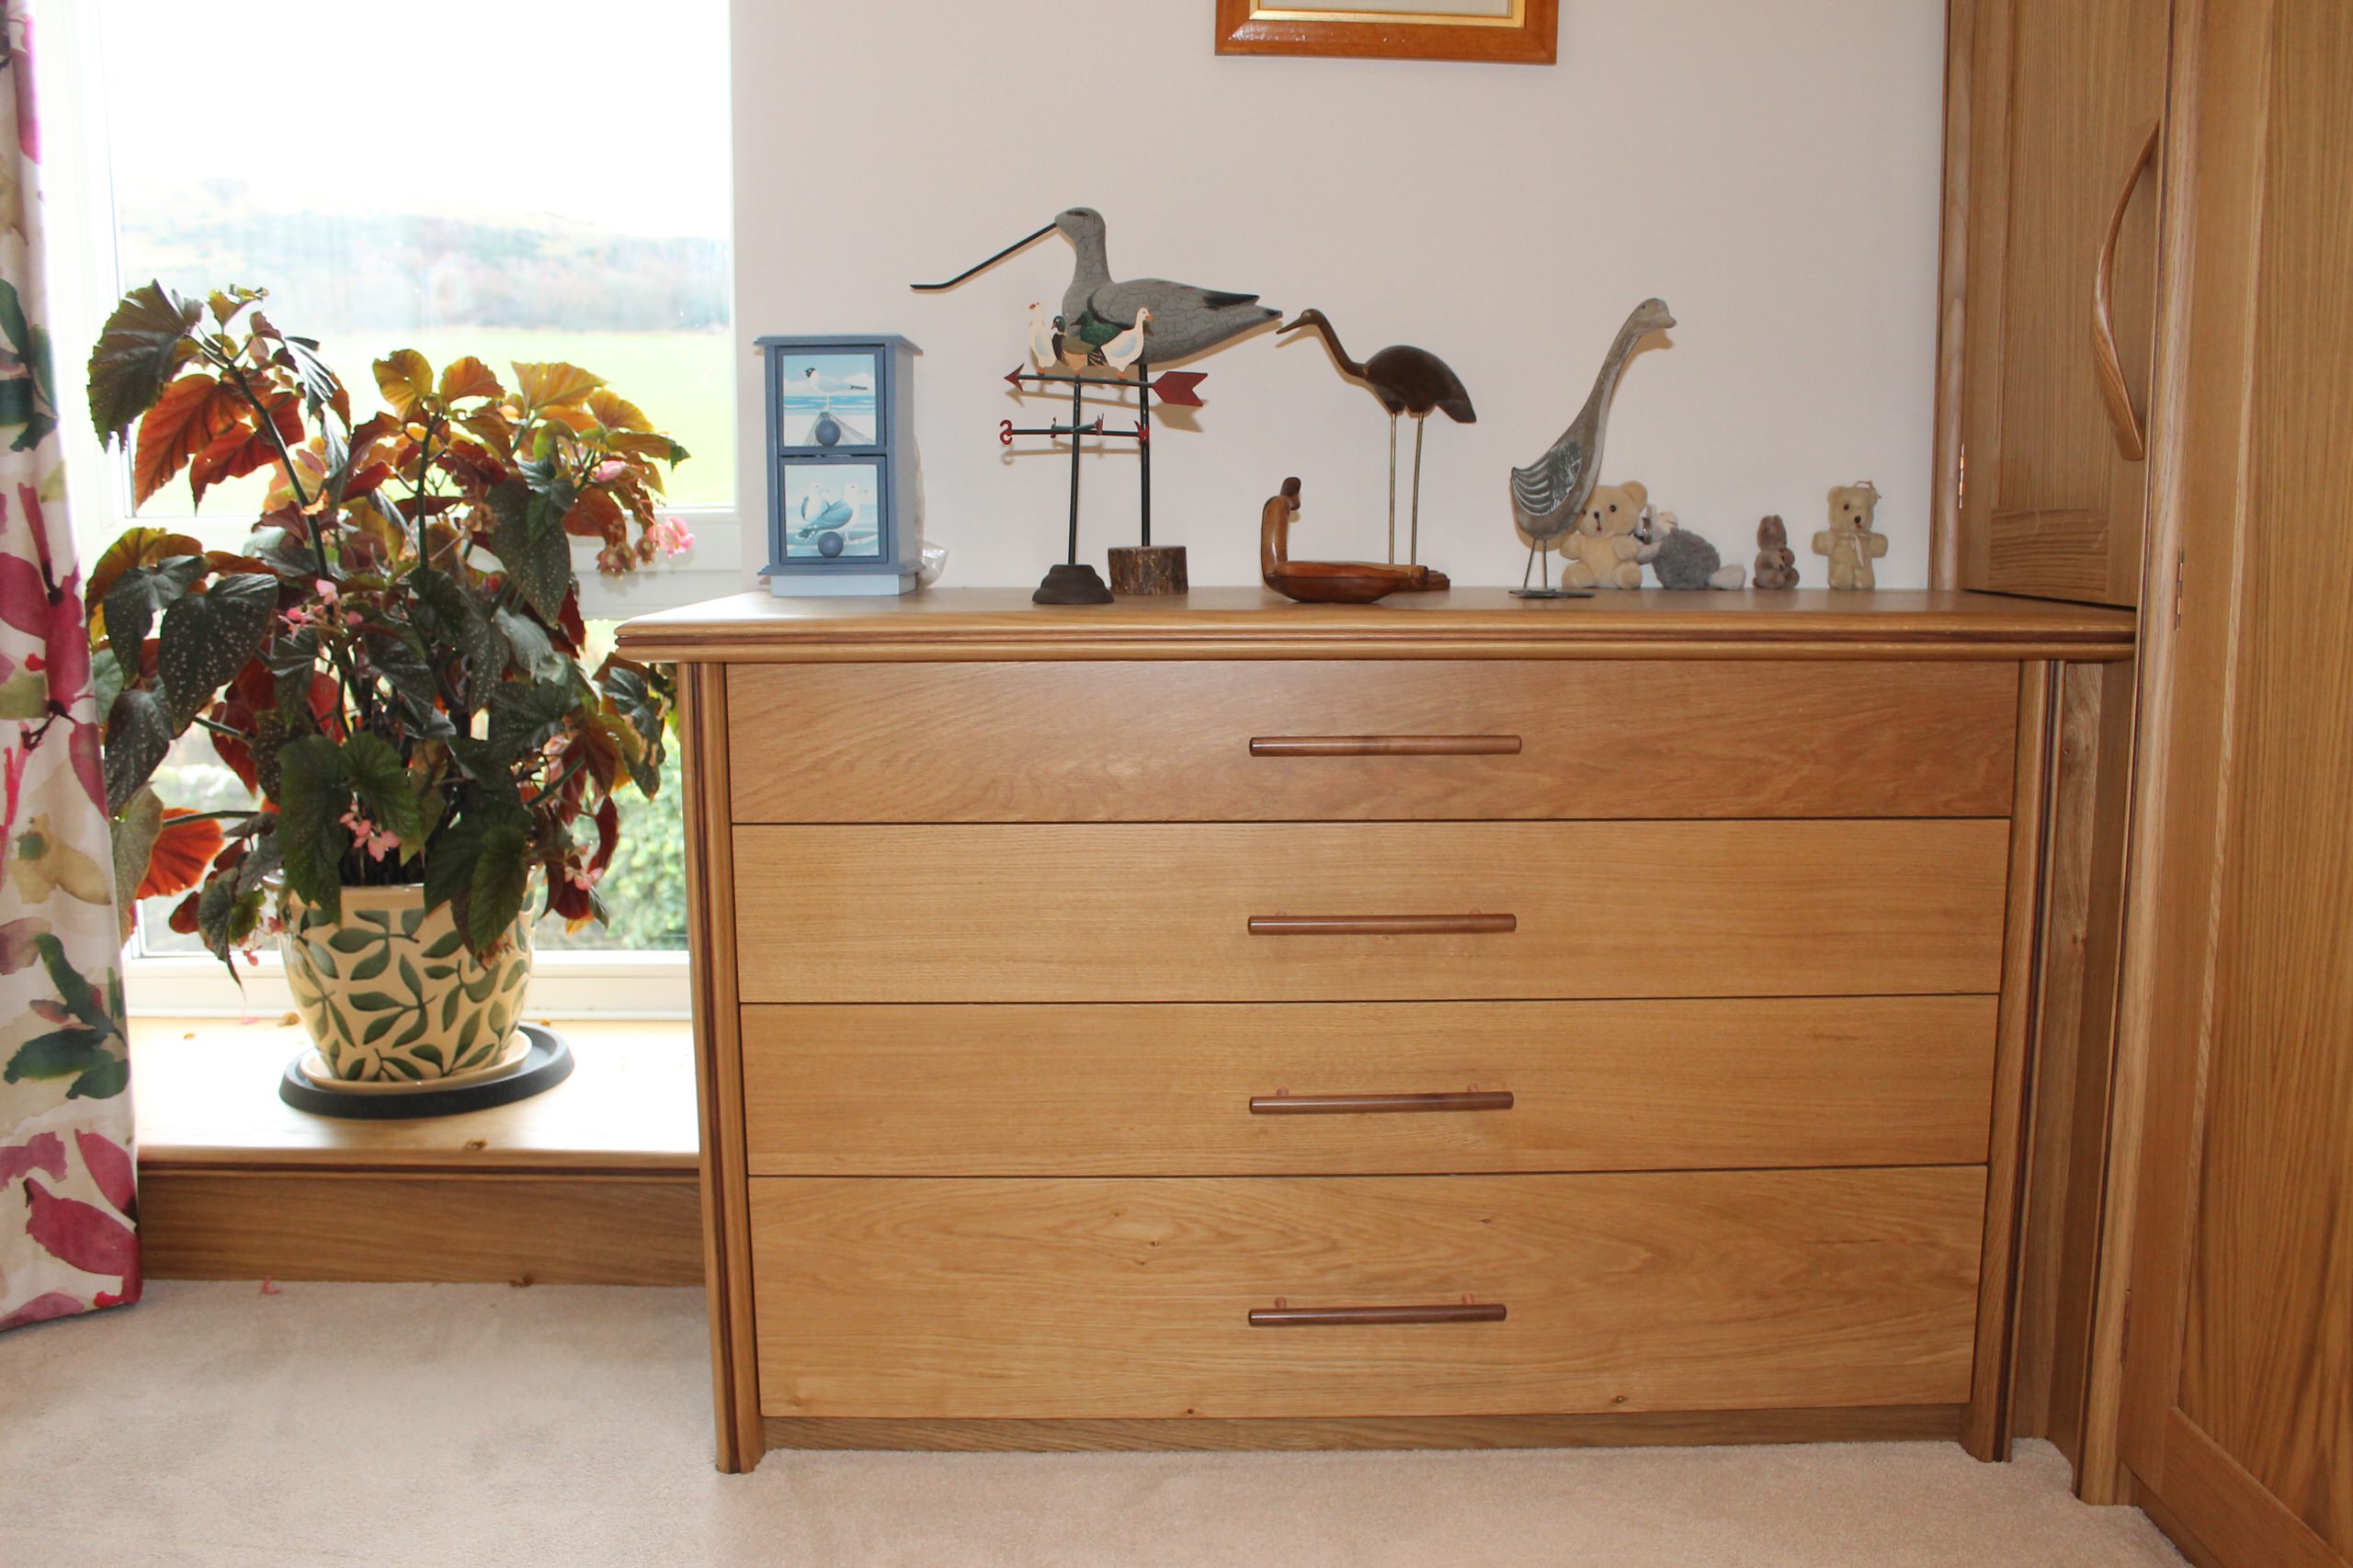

{"left": 1249, "top": 735, "right": 1523, "bottom": 757}
{"left": 1248, "top": 1302, "right": 1507, "bottom": 1327}
{"left": 1247, "top": 915, "right": 1516, "bottom": 937}
{"left": 1250, "top": 1091, "right": 1515, "bottom": 1115}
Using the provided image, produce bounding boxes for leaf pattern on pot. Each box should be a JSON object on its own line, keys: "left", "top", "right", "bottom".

{"left": 282, "top": 891, "right": 532, "bottom": 1083}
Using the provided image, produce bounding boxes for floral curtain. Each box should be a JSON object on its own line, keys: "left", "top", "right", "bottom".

{"left": 0, "top": 0, "right": 140, "bottom": 1333}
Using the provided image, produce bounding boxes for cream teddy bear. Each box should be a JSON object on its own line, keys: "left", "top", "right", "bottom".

{"left": 1559, "top": 481, "right": 1650, "bottom": 590}
{"left": 1813, "top": 483, "right": 1889, "bottom": 589}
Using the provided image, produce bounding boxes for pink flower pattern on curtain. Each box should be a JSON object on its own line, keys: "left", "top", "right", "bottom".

{"left": 0, "top": 0, "right": 141, "bottom": 1334}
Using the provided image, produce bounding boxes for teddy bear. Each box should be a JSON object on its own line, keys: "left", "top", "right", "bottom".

{"left": 1813, "top": 483, "right": 1889, "bottom": 589}
{"left": 1641, "top": 507, "right": 1745, "bottom": 590}
{"left": 1753, "top": 515, "right": 1800, "bottom": 588}
{"left": 1558, "top": 480, "right": 1650, "bottom": 590}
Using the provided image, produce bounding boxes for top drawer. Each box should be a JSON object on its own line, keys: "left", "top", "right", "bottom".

{"left": 725, "top": 660, "right": 2018, "bottom": 824}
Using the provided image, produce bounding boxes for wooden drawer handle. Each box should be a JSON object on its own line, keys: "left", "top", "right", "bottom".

{"left": 1247, "top": 915, "right": 1517, "bottom": 937}
{"left": 1249, "top": 734, "right": 1523, "bottom": 757}
{"left": 1249, "top": 1302, "right": 1507, "bottom": 1328}
{"left": 1250, "top": 1091, "right": 1515, "bottom": 1115}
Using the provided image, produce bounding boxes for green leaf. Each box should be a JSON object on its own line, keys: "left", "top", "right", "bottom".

{"left": 345, "top": 991, "right": 403, "bottom": 1013}
{"left": 493, "top": 607, "right": 564, "bottom": 683}
{"left": 104, "top": 554, "right": 207, "bottom": 670}
{"left": 276, "top": 734, "right": 350, "bottom": 920}
{"left": 156, "top": 573, "right": 278, "bottom": 729}
{"left": 486, "top": 478, "right": 573, "bottom": 620}
{"left": 195, "top": 877, "right": 263, "bottom": 960}
{"left": 486, "top": 678, "right": 578, "bottom": 757}
{"left": 411, "top": 1042, "right": 446, "bottom": 1073}
{"left": 409, "top": 567, "right": 508, "bottom": 700}
{"left": 348, "top": 948, "right": 391, "bottom": 983}
{"left": 341, "top": 733, "right": 426, "bottom": 848}
{"left": 327, "top": 927, "right": 379, "bottom": 954}
{"left": 465, "top": 824, "right": 530, "bottom": 954}
{"left": 87, "top": 281, "right": 204, "bottom": 443}
{"left": 102, "top": 688, "right": 174, "bottom": 815}
{"left": 68, "top": 1057, "right": 132, "bottom": 1101}
{"left": 110, "top": 785, "right": 165, "bottom": 925}
{"left": 422, "top": 928, "right": 465, "bottom": 961}
{"left": 4, "top": 1028, "right": 108, "bottom": 1085}
{"left": 362, "top": 1012, "right": 400, "bottom": 1046}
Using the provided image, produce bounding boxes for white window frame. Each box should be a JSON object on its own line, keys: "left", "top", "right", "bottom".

{"left": 42, "top": 5, "right": 736, "bottom": 1019}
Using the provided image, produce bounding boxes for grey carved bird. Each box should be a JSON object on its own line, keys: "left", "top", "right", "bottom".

{"left": 1508, "top": 298, "right": 1677, "bottom": 595}
{"left": 915, "top": 207, "right": 1279, "bottom": 367}
{"left": 1280, "top": 308, "right": 1475, "bottom": 566}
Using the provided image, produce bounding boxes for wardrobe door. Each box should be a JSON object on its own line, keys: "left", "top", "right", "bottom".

{"left": 2117, "top": 2, "right": 2353, "bottom": 1564}
{"left": 1955, "top": 0, "right": 2170, "bottom": 606}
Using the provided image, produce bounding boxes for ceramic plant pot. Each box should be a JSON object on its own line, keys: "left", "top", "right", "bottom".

{"left": 280, "top": 885, "right": 533, "bottom": 1085}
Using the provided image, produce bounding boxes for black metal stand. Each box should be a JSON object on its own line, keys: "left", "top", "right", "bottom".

{"left": 1004, "top": 357, "right": 1202, "bottom": 603}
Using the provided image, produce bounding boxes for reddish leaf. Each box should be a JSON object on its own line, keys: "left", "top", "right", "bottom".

{"left": 136, "top": 810, "right": 225, "bottom": 901}
{"left": 589, "top": 795, "right": 620, "bottom": 875}
{"left": 187, "top": 393, "right": 299, "bottom": 506}
{"left": 83, "top": 526, "right": 205, "bottom": 636}
{"left": 561, "top": 487, "right": 622, "bottom": 540}
{"left": 373, "top": 349, "right": 434, "bottom": 416}
{"left": 166, "top": 891, "right": 201, "bottom": 935}
{"left": 438, "top": 356, "right": 504, "bottom": 403}
{"left": 557, "top": 586, "right": 586, "bottom": 650}
{"left": 0, "top": 1131, "right": 66, "bottom": 1186}
{"left": 0, "top": 1292, "right": 85, "bottom": 1332}
{"left": 74, "top": 1130, "right": 137, "bottom": 1217}
{"left": 23, "top": 1176, "right": 138, "bottom": 1279}
{"left": 133, "top": 375, "right": 245, "bottom": 505}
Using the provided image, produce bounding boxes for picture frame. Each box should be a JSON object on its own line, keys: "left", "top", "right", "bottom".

{"left": 1214, "top": 0, "right": 1558, "bottom": 65}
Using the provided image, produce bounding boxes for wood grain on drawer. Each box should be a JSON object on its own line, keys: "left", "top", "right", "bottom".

{"left": 740, "top": 997, "right": 1998, "bottom": 1176}
{"left": 730, "top": 820, "right": 2010, "bottom": 1003}
{"left": 751, "top": 1169, "right": 1987, "bottom": 1419}
{"left": 726, "top": 660, "right": 2018, "bottom": 823}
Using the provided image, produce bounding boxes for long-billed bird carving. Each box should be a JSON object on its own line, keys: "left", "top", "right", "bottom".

{"left": 1279, "top": 309, "right": 1475, "bottom": 565}
{"left": 1508, "top": 298, "right": 1676, "bottom": 595}
{"left": 915, "top": 207, "right": 1279, "bottom": 367}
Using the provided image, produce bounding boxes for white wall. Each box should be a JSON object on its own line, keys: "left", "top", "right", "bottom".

{"left": 731, "top": 1, "right": 1948, "bottom": 589}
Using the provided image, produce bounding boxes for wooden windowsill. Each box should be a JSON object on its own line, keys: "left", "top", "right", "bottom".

{"left": 129, "top": 1017, "right": 699, "bottom": 1176}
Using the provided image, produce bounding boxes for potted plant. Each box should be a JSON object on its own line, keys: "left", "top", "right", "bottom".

{"left": 85, "top": 282, "right": 688, "bottom": 1091}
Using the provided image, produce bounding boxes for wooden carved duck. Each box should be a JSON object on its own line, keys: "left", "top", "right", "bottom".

{"left": 1261, "top": 478, "right": 1449, "bottom": 604}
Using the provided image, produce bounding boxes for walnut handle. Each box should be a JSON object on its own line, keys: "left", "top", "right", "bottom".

{"left": 1248, "top": 1303, "right": 1507, "bottom": 1327}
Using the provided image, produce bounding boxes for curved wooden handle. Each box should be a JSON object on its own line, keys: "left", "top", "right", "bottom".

{"left": 1250, "top": 735, "right": 1524, "bottom": 757}
{"left": 1248, "top": 1303, "right": 1506, "bottom": 1328}
{"left": 2092, "top": 120, "right": 2162, "bottom": 463}
{"left": 1250, "top": 1091, "right": 1515, "bottom": 1116}
{"left": 1247, "top": 915, "right": 1517, "bottom": 937}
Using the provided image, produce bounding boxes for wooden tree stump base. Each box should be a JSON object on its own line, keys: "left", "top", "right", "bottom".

{"left": 1108, "top": 546, "right": 1188, "bottom": 596}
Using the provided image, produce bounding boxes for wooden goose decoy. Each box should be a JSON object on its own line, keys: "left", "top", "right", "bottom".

{"left": 1279, "top": 308, "right": 1475, "bottom": 566}
{"left": 1260, "top": 477, "right": 1449, "bottom": 604}
{"left": 916, "top": 207, "right": 1279, "bottom": 366}
{"left": 1508, "top": 298, "right": 1676, "bottom": 596}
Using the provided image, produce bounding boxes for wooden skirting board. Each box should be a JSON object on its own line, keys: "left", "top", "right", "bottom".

{"left": 131, "top": 1017, "right": 701, "bottom": 1287}
{"left": 764, "top": 1406, "right": 1965, "bottom": 1453}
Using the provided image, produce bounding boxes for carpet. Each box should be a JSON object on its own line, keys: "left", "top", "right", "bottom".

{"left": 0, "top": 1281, "right": 2188, "bottom": 1568}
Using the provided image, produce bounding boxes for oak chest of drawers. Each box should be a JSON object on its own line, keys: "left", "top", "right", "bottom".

{"left": 617, "top": 587, "right": 2136, "bottom": 1471}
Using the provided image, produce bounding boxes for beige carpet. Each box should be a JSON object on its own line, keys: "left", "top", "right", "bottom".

{"left": 1, "top": 1281, "right": 2186, "bottom": 1568}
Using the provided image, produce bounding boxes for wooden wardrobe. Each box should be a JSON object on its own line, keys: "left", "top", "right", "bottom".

{"left": 1938, "top": 3, "right": 2353, "bottom": 1565}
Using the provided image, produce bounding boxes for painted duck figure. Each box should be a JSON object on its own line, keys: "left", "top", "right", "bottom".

{"left": 1509, "top": 298, "right": 1676, "bottom": 594}
{"left": 917, "top": 207, "right": 1279, "bottom": 366}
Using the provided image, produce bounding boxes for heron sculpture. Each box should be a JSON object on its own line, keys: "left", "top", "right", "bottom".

{"left": 915, "top": 207, "right": 1279, "bottom": 366}
{"left": 1279, "top": 309, "right": 1475, "bottom": 565}
{"left": 1508, "top": 298, "right": 1677, "bottom": 597}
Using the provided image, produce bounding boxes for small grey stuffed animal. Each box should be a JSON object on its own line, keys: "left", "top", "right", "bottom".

{"left": 1642, "top": 509, "right": 1746, "bottom": 590}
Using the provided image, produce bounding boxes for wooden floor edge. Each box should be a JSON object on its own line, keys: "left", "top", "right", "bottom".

{"left": 759, "top": 1405, "right": 1965, "bottom": 1454}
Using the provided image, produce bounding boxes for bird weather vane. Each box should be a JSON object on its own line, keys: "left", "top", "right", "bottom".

{"left": 914, "top": 206, "right": 1279, "bottom": 603}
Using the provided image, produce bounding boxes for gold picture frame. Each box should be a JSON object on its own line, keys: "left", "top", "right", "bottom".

{"left": 1215, "top": 0, "right": 1558, "bottom": 64}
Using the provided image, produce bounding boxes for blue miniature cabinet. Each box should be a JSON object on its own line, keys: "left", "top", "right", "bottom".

{"left": 758, "top": 335, "right": 921, "bottom": 596}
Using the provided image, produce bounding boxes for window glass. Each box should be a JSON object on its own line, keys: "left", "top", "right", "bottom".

{"left": 98, "top": 0, "right": 733, "bottom": 528}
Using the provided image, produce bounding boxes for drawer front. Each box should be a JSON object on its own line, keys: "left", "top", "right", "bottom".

{"left": 751, "top": 1170, "right": 1986, "bottom": 1419}
{"left": 731, "top": 820, "right": 2010, "bottom": 1003}
{"left": 741, "top": 997, "right": 1998, "bottom": 1176}
{"left": 726, "top": 660, "right": 2018, "bottom": 823}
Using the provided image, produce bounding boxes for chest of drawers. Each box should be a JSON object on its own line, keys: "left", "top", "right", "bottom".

{"left": 618, "top": 587, "right": 2135, "bottom": 1472}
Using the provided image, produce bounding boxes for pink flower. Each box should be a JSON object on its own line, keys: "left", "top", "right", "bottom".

{"left": 592, "top": 459, "right": 628, "bottom": 483}
{"left": 651, "top": 515, "right": 694, "bottom": 556}
{"left": 338, "top": 808, "right": 400, "bottom": 863}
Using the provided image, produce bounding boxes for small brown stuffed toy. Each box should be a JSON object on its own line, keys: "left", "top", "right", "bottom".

{"left": 1753, "top": 515, "right": 1800, "bottom": 589}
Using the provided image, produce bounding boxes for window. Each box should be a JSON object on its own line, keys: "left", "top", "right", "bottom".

{"left": 45, "top": 1, "right": 733, "bottom": 1015}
